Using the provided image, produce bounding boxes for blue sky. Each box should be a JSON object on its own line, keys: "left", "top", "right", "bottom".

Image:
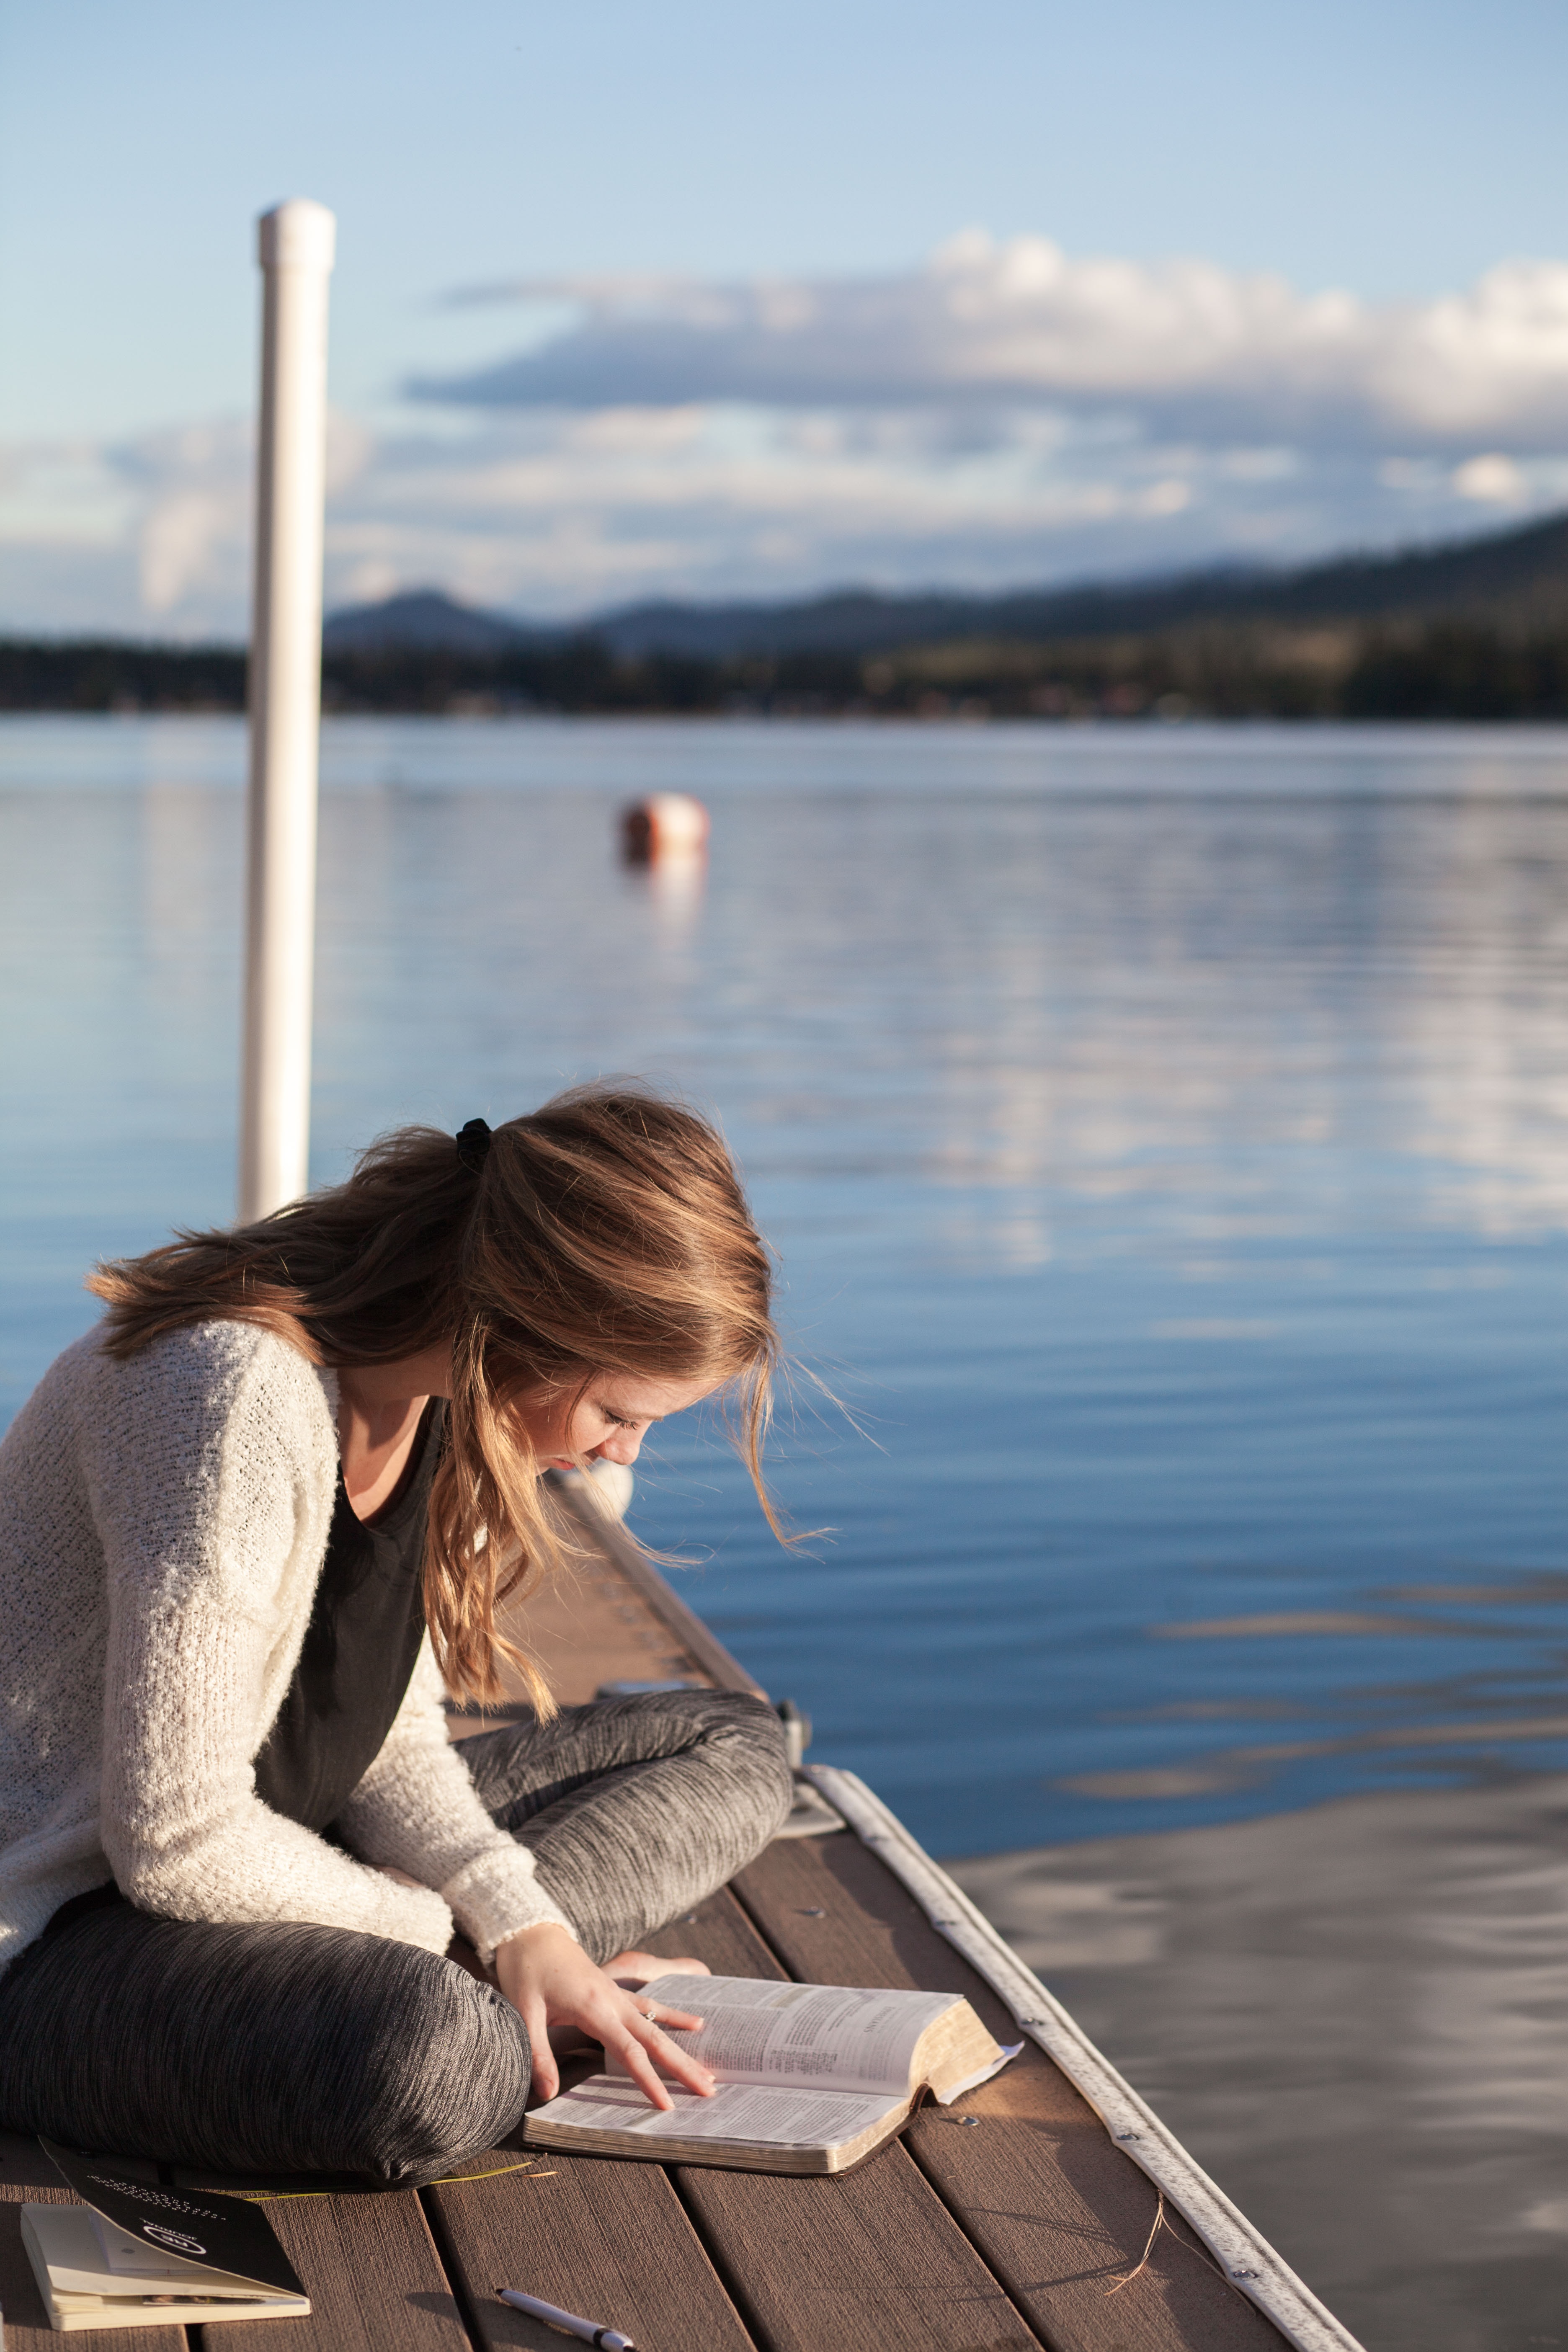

{"left": 4, "top": 0, "right": 1567, "bottom": 632}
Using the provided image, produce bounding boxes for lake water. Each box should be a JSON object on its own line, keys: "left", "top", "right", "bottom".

{"left": 3, "top": 713, "right": 1567, "bottom": 2348}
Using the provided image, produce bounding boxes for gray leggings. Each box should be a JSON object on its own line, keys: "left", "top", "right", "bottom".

{"left": 0, "top": 1690, "right": 789, "bottom": 2185}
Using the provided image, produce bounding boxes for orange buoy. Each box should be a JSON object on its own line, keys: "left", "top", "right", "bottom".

{"left": 620, "top": 792, "right": 710, "bottom": 863}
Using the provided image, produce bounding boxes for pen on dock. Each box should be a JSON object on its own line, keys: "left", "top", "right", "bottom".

{"left": 495, "top": 2284, "right": 635, "bottom": 2350}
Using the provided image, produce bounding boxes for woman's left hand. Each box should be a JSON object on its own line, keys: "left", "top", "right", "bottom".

{"left": 493, "top": 1921, "right": 715, "bottom": 2109}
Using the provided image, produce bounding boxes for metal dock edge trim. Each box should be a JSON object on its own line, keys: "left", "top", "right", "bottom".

{"left": 804, "top": 1763, "right": 1367, "bottom": 2352}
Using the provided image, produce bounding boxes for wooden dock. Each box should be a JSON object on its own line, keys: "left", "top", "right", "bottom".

{"left": 0, "top": 1484, "right": 1360, "bottom": 2352}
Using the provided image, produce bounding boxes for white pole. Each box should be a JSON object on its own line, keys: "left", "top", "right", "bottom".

{"left": 238, "top": 198, "right": 336, "bottom": 1222}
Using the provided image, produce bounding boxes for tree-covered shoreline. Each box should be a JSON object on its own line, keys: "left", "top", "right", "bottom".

{"left": 6, "top": 618, "right": 1568, "bottom": 722}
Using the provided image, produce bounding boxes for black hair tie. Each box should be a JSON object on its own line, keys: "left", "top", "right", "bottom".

{"left": 455, "top": 1118, "right": 493, "bottom": 1173}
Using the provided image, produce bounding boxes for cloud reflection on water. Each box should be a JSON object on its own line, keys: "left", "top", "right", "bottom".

{"left": 949, "top": 1774, "right": 1568, "bottom": 2352}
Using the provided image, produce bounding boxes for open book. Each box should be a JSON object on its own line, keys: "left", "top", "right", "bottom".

{"left": 524, "top": 1974, "right": 1021, "bottom": 2174}
{"left": 21, "top": 2141, "right": 309, "bottom": 2331}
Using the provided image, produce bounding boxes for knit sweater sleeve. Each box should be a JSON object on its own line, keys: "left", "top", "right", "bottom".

{"left": 91, "top": 1325, "right": 454, "bottom": 1957}
{"left": 337, "top": 1643, "right": 578, "bottom": 1966}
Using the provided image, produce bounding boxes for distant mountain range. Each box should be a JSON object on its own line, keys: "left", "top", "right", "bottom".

{"left": 9, "top": 503, "right": 1568, "bottom": 722}
{"left": 323, "top": 506, "right": 1568, "bottom": 662}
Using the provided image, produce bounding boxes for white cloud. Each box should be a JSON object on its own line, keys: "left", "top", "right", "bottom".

{"left": 0, "top": 414, "right": 373, "bottom": 636}
{"left": 122, "top": 421, "right": 253, "bottom": 615}
{"left": 6, "top": 231, "right": 1568, "bottom": 637}
{"left": 1452, "top": 451, "right": 1530, "bottom": 505}
{"left": 428, "top": 234, "right": 1568, "bottom": 453}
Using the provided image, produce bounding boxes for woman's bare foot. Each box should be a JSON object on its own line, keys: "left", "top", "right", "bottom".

{"left": 605, "top": 1950, "right": 712, "bottom": 1987}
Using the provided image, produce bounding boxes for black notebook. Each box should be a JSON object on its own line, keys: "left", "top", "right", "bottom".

{"left": 21, "top": 2140, "right": 309, "bottom": 2331}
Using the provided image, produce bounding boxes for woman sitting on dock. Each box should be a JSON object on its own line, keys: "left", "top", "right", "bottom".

{"left": 0, "top": 1086, "right": 793, "bottom": 2183}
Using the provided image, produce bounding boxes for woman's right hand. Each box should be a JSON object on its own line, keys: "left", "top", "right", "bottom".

{"left": 493, "top": 1921, "right": 716, "bottom": 2109}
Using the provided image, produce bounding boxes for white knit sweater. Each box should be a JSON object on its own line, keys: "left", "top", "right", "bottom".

{"left": 0, "top": 1319, "right": 575, "bottom": 1979}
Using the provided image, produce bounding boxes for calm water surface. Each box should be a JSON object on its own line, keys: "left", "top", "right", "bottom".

{"left": 3, "top": 714, "right": 1566, "bottom": 2348}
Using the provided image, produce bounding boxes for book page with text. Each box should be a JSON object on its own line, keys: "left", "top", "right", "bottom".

{"left": 535, "top": 2076, "right": 905, "bottom": 2148}
{"left": 627, "top": 1975, "right": 957, "bottom": 2094}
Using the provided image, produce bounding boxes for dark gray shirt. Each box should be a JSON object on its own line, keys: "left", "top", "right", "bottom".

{"left": 253, "top": 1400, "right": 444, "bottom": 1833}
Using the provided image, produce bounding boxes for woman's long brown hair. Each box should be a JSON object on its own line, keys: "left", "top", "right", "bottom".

{"left": 87, "top": 1085, "right": 780, "bottom": 1710}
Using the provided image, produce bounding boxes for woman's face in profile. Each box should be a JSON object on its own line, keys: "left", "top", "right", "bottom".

{"left": 514, "top": 1372, "right": 714, "bottom": 1471}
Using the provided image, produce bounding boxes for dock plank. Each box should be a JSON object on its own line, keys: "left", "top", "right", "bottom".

{"left": 638, "top": 1882, "right": 783, "bottom": 1979}
{"left": 425, "top": 2144, "right": 755, "bottom": 2352}
{"left": 176, "top": 2183, "right": 469, "bottom": 2352}
{"left": 490, "top": 1547, "right": 712, "bottom": 1708}
{"left": 681, "top": 2142, "right": 1040, "bottom": 2352}
{"left": 471, "top": 1514, "right": 1313, "bottom": 2349}
{"left": 504, "top": 1516, "right": 1298, "bottom": 2349}
{"left": 549, "top": 1485, "right": 763, "bottom": 1697}
{"left": 733, "top": 1835, "right": 1288, "bottom": 2352}
{"left": 0, "top": 2132, "right": 188, "bottom": 2352}
{"left": 452, "top": 1480, "right": 756, "bottom": 1722}
{"left": 639, "top": 1888, "right": 1042, "bottom": 2352}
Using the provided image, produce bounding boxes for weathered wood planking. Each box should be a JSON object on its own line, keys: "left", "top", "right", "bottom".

{"left": 424, "top": 2138, "right": 756, "bottom": 2352}
{"left": 482, "top": 1500, "right": 1292, "bottom": 2349}
{"left": 170, "top": 2181, "right": 468, "bottom": 2352}
{"left": 432, "top": 1513, "right": 773, "bottom": 2352}
{"left": 733, "top": 1834, "right": 1286, "bottom": 2352}
{"left": 549, "top": 1485, "right": 765, "bottom": 1696}
{"left": 426, "top": 1875, "right": 768, "bottom": 2350}
{"left": 637, "top": 1891, "right": 1042, "bottom": 2351}
{"left": 449, "top": 1480, "right": 753, "bottom": 1722}
{"left": 0, "top": 2132, "right": 188, "bottom": 2352}
{"left": 683, "top": 2139, "right": 1042, "bottom": 2352}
